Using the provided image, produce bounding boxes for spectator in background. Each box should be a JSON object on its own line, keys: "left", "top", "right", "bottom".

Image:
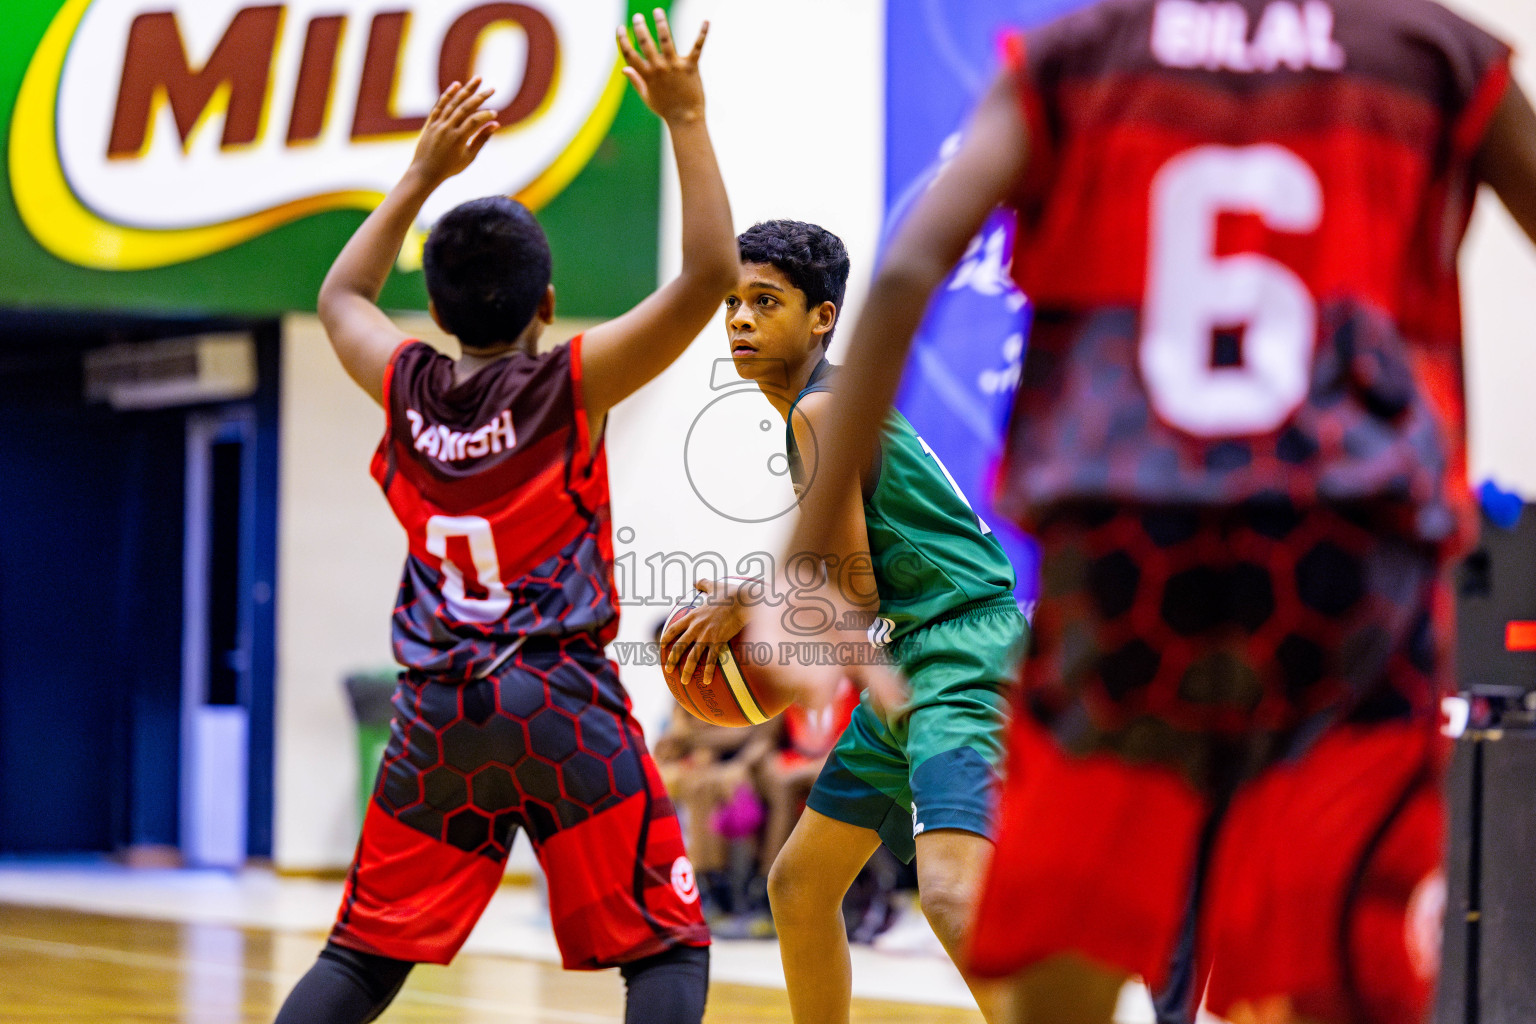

{"left": 652, "top": 619, "right": 778, "bottom": 932}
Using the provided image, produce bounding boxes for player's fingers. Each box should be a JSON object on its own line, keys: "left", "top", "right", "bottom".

{"left": 458, "top": 107, "right": 495, "bottom": 134}
{"left": 680, "top": 642, "right": 704, "bottom": 686}
{"left": 700, "top": 646, "right": 717, "bottom": 689}
{"left": 447, "top": 79, "right": 486, "bottom": 124}
{"left": 620, "top": 66, "right": 648, "bottom": 103}
{"left": 662, "top": 630, "right": 685, "bottom": 671}
{"left": 863, "top": 665, "right": 911, "bottom": 717}
{"left": 652, "top": 8, "right": 675, "bottom": 58}
{"left": 631, "top": 12, "right": 661, "bottom": 63}
{"left": 451, "top": 90, "right": 494, "bottom": 129}
{"left": 465, "top": 115, "right": 497, "bottom": 153}
{"left": 616, "top": 25, "right": 648, "bottom": 72}
{"left": 428, "top": 83, "right": 457, "bottom": 123}
{"left": 432, "top": 82, "right": 465, "bottom": 125}
{"left": 687, "top": 20, "right": 709, "bottom": 63}
{"left": 448, "top": 77, "right": 482, "bottom": 118}
{"left": 660, "top": 614, "right": 688, "bottom": 650}
{"left": 669, "top": 620, "right": 711, "bottom": 673}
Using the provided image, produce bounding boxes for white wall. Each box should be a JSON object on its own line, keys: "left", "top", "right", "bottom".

{"left": 275, "top": 315, "right": 418, "bottom": 868}
{"left": 1445, "top": 0, "right": 1536, "bottom": 496}
{"left": 272, "top": 0, "right": 885, "bottom": 868}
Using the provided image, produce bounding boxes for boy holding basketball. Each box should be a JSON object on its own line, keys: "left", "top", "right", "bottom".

{"left": 663, "top": 220, "right": 1026, "bottom": 1023}
{"left": 272, "top": 12, "right": 736, "bottom": 1024}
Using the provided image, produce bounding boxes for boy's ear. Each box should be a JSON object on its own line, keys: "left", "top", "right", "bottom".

{"left": 428, "top": 299, "right": 447, "bottom": 333}
{"left": 810, "top": 301, "right": 838, "bottom": 341}
{"left": 538, "top": 284, "right": 556, "bottom": 324}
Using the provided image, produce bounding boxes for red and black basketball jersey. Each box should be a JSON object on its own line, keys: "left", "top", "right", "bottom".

{"left": 370, "top": 337, "right": 617, "bottom": 680}
{"left": 995, "top": 0, "right": 1512, "bottom": 548}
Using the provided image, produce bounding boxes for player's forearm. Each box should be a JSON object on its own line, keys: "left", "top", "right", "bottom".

{"left": 667, "top": 117, "right": 738, "bottom": 297}
{"left": 319, "top": 170, "right": 435, "bottom": 315}
{"left": 786, "top": 78, "right": 1026, "bottom": 556}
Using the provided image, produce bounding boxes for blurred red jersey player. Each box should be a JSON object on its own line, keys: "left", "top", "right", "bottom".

{"left": 762, "top": 1, "right": 1536, "bottom": 1022}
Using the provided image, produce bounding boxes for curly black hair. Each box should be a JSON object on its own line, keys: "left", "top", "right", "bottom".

{"left": 737, "top": 220, "right": 851, "bottom": 345}
{"left": 423, "top": 196, "right": 552, "bottom": 350}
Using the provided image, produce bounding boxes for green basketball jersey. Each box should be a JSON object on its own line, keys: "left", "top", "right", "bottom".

{"left": 786, "top": 359, "right": 1017, "bottom": 643}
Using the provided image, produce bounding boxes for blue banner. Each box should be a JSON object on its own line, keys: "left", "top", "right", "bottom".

{"left": 883, "top": 0, "right": 1093, "bottom": 607}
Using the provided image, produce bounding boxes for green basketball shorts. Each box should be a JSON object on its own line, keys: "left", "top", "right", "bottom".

{"left": 805, "top": 595, "right": 1026, "bottom": 863}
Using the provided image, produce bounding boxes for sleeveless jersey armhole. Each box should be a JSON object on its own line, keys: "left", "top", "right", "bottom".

{"left": 379, "top": 340, "right": 419, "bottom": 446}
{"left": 374, "top": 339, "right": 419, "bottom": 495}
{"left": 567, "top": 333, "right": 598, "bottom": 471}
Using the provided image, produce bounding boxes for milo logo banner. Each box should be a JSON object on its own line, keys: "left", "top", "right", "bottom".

{"left": 0, "top": 1, "right": 666, "bottom": 315}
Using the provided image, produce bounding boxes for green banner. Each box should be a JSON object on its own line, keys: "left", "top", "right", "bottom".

{"left": 0, "top": 1, "right": 665, "bottom": 317}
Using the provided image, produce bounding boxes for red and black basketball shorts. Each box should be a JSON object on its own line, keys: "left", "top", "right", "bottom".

{"left": 329, "top": 635, "right": 709, "bottom": 969}
{"left": 967, "top": 501, "right": 1450, "bottom": 1023}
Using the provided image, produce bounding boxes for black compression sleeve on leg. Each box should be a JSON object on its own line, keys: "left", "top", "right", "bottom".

{"left": 273, "top": 942, "right": 415, "bottom": 1024}
{"left": 619, "top": 944, "right": 710, "bottom": 1024}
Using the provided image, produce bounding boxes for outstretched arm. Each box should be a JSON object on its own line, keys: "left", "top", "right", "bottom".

{"left": 739, "top": 69, "right": 1030, "bottom": 710}
{"left": 579, "top": 10, "right": 738, "bottom": 425}
{"left": 780, "top": 69, "right": 1031, "bottom": 560}
{"left": 1477, "top": 77, "right": 1536, "bottom": 247}
{"left": 661, "top": 392, "right": 879, "bottom": 691}
{"left": 317, "top": 80, "right": 498, "bottom": 404}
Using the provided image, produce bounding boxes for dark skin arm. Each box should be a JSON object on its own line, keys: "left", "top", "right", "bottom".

{"left": 661, "top": 391, "right": 878, "bottom": 690}
{"left": 317, "top": 80, "right": 498, "bottom": 403}
{"left": 1477, "top": 77, "right": 1536, "bottom": 246}
{"left": 744, "top": 71, "right": 1030, "bottom": 705}
{"left": 579, "top": 10, "right": 738, "bottom": 428}
{"left": 776, "top": 69, "right": 1028, "bottom": 561}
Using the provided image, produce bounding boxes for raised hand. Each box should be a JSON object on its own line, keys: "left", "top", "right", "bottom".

{"left": 409, "top": 78, "right": 498, "bottom": 184}
{"left": 616, "top": 9, "right": 709, "bottom": 124}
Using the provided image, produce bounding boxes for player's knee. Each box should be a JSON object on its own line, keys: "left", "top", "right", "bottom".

{"left": 917, "top": 875, "right": 973, "bottom": 936}
{"left": 767, "top": 852, "right": 825, "bottom": 921}
{"left": 274, "top": 942, "right": 414, "bottom": 1024}
{"left": 765, "top": 854, "right": 799, "bottom": 912}
{"left": 619, "top": 945, "right": 709, "bottom": 1024}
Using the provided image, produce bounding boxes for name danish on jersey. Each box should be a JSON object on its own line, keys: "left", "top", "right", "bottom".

{"left": 1153, "top": 0, "right": 1346, "bottom": 73}
{"left": 405, "top": 409, "right": 516, "bottom": 463}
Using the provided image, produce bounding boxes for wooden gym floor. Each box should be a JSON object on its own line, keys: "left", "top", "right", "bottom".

{"left": 0, "top": 903, "right": 986, "bottom": 1023}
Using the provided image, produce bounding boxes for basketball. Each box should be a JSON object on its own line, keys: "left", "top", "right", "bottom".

{"left": 662, "top": 583, "right": 793, "bottom": 728}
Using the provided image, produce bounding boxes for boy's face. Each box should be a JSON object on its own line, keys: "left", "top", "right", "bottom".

{"left": 724, "top": 262, "right": 833, "bottom": 387}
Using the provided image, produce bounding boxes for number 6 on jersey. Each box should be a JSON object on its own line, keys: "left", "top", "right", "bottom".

{"left": 1141, "top": 143, "right": 1324, "bottom": 437}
